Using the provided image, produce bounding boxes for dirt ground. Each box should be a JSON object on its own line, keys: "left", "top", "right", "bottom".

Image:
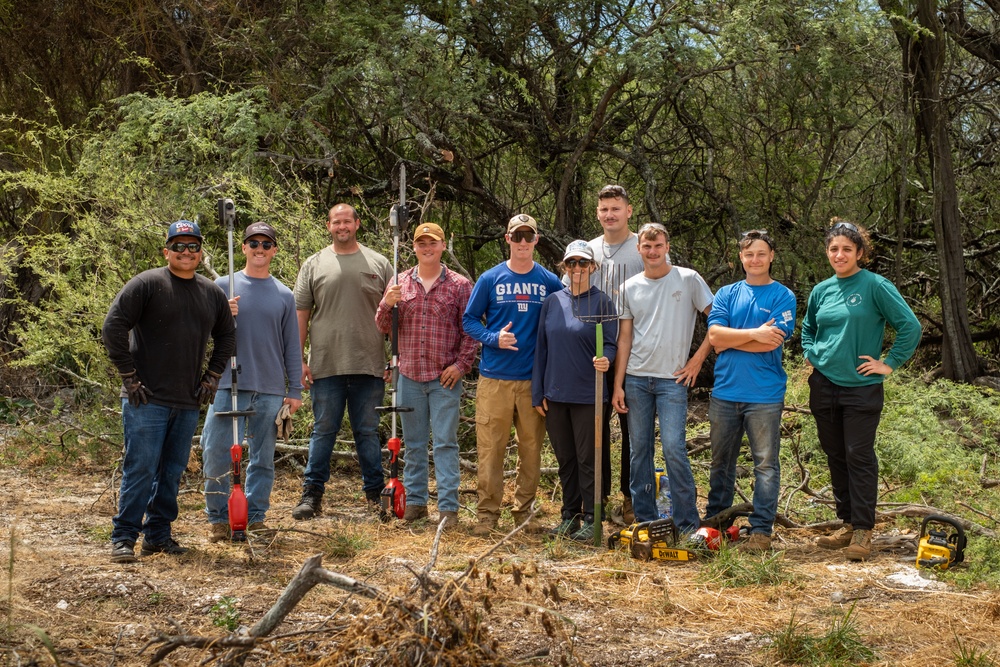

{"left": 2, "top": 453, "right": 1000, "bottom": 666}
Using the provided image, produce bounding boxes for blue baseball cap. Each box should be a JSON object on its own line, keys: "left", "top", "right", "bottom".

{"left": 166, "top": 220, "right": 202, "bottom": 241}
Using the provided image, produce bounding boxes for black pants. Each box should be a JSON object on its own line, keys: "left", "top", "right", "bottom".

{"left": 604, "top": 373, "right": 630, "bottom": 497}
{"left": 546, "top": 401, "right": 610, "bottom": 522}
{"left": 808, "top": 370, "right": 884, "bottom": 531}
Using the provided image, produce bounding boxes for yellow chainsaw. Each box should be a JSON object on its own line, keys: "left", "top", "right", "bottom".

{"left": 607, "top": 519, "right": 694, "bottom": 562}
{"left": 916, "top": 515, "right": 966, "bottom": 571}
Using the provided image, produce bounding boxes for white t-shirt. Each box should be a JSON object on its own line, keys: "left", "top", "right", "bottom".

{"left": 620, "top": 266, "right": 714, "bottom": 378}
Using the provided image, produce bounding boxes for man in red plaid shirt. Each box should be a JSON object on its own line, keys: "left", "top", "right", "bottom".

{"left": 376, "top": 222, "right": 478, "bottom": 529}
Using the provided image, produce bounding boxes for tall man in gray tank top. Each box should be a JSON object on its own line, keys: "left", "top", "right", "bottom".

{"left": 292, "top": 204, "right": 393, "bottom": 519}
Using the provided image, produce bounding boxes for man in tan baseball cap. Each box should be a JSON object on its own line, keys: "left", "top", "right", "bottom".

{"left": 376, "top": 220, "right": 476, "bottom": 529}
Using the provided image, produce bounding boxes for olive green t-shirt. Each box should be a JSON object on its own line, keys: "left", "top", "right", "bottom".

{"left": 293, "top": 244, "right": 393, "bottom": 378}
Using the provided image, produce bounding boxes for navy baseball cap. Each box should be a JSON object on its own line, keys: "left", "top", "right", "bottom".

{"left": 243, "top": 222, "right": 277, "bottom": 243}
{"left": 166, "top": 220, "right": 202, "bottom": 241}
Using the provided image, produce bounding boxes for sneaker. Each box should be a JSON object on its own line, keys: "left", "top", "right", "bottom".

{"left": 470, "top": 517, "right": 497, "bottom": 537}
{"left": 140, "top": 537, "right": 190, "bottom": 557}
{"left": 622, "top": 495, "right": 635, "bottom": 525}
{"left": 209, "top": 523, "right": 230, "bottom": 543}
{"left": 292, "top": 485, "right": 323, "bottom": 520}
{"left": 548, "top": 517, "right": 581, "bottom": 537}
{"left": 844, "top": 528, "right": 872, "bottom": 561}
{"left": 110, "top": 540, "right": 136, "bottom": 564}
{"left": 736, "top": 532, "right": 772, "bottom": 553}
{"left": 438, "top": 511, "right": 459, "bottom": 530}
{"left": 570, "top": 521, "right": 600, "bottom": 543}
{"left": 402, "top": 505, "right": 428, "bottom": 522}
{"left": 816, "top": 523, "right": 854, "bottom": 549}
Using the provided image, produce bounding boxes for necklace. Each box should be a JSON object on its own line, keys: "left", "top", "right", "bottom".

{"left": 603, "top": 238, "right": 628, "bottom": 260}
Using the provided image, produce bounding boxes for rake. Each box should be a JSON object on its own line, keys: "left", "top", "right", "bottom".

{"left": 572, "top": 263, "right": 625, "bottom": 546}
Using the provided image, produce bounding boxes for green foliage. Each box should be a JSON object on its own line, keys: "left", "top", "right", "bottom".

{"left": 954, "top": 633, "right": 998, "bottom": 667}
{"left": 935, "top": 538, "right": 1000, "bottom": 590}
{"left": 209, "top": 596, "right": 241, "bottom": 632}
{"left": 769, "top": 604, "right": 876, "bottom": 666}
{"left": 697, "top": 545, "right": 791, "bottom": 588}
{"left": 325, "top": 524, "right": 374, "bottom": 559}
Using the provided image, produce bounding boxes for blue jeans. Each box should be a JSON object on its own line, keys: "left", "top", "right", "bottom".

{"left": 704, "top": 397, "right": 783, "bottom": 535}
{"left": 624, "top": 375, "right": 700, "bottom": 532}
{"left": 112, "top": 401, "right": 200, "bottom": 544}
{"left": 304, "top": 374, "right": 385, "bottom": 497}
{"left": 202, "top": 389, "right": 285, "bottom": 525}
{"left": 398, "top": 375, "right": 462, "bottom": 513}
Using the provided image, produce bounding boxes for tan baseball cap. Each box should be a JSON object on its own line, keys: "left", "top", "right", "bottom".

{"left": 413, "top": 222, "right": 445, "bottom": 242}
{"left": 506, "top": 213, "right": 538, "bottom": 233}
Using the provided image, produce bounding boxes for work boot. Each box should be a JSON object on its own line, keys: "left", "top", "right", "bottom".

{"left": 622, "top": 495, "right": 635, "bottom": 525}
{"left": 402, "top": 505, "right": 428, "bottom": 522}
{"left": 438, "top": 511, "right": 459, "bottom": 530}
{"left": 512, "top": 511, "right": 546, "bottom": 535}
{"left": 292, "top": 485, "right": 323, "bottom": 520}
{"left": 110, "top": 540, "right": 136, "bottom": 564}
{"left": 844, "top": 529, "right": 873, "bottom": 561}
{"left": 549, "top": 516, "right": 581, "bottom": 537}
{"left": 471, "top": 517, "right": 497, "bottom": 537}
{"left": 736, "top": 532, "right": 773, "bottom": 553}
{"left": 209, "top": 523, "right": 230, "bottom": 543}
{"left": 140, "top": 537, "right": 190, "bottom": 557}
{"left": 570, "top": 520, "right": 600, "bottom": 544}
{"left": 816, "top": 523, "right": 854, "bottom": 549}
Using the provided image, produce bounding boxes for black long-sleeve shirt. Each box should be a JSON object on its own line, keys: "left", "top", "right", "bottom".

{"left": 102, "top": 267, "right": 236, "bottom": 410}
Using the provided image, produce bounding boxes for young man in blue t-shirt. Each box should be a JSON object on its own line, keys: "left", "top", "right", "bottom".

{"left": 463, "top": 214, "right": 564, "bottom": 537}
{"left": 703, "top": 230, "right": 796, "bottom": 552}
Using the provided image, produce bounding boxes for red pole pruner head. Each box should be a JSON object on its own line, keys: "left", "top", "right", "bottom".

{"left": 228, "top": 443, "right": 248, "bottom": 538}
{"left": 381, "top": 437, "right": 406, "bottom": 519}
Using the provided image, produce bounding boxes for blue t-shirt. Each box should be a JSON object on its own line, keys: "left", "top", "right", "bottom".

{"left": 463, "top": 262, "right": 564, "bottom": 381}
{"left": 708, "top": 280, "right": 797, "bottom": 403}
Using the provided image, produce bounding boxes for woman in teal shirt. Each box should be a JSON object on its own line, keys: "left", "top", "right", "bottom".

{"left": 801, "top": 219, "right": 921, "bottom": 562}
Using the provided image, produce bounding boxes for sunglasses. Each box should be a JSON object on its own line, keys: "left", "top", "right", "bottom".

{"left": 246, "top": 240, "right": 275, "bottom": 250}
{"left": 565, "top": 259, "right": 592, "bottom": 268}
{"left": 509, "top": 230, "right": 536, "bottom": 243}
{"left": 832, "top": 221, "right": 860, "bottom": 233}
{"left": 167, "top": 242, "right": 202, "bottom": 253}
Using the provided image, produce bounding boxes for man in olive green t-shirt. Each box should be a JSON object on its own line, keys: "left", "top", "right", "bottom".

{"left": 291, "top": 203, "right": 393, "bottom": 519}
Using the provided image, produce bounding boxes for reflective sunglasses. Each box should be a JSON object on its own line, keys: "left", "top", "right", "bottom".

{"left": 509, "top": 230, "right": 536, "bottom": 243}
{"left": 246, "top": 240, "right": 275, "bottom": 250}
{"left": 832, "top": 220, "right": 859, "bottom": 233}
{"left": 167, "top": 242, "right": 202, "bottom": 253}
{"left": 565, "top": 258, "right": 592, "bottom": 268}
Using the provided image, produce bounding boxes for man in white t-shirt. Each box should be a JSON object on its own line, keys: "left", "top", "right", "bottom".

{"left": 612, "top": 223, "right": 713, "bottom": 533}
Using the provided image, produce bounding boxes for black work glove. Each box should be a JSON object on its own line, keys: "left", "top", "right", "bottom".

{"left": 121, "top": 372, "right": 152, "bottom": 407}
{"left": 195, "top": 371, "right": 222, "bottom": 406}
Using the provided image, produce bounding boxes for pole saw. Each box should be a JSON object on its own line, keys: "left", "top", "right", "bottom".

{"left": 214, "top": 198, "right": 256, "bottom": 541}
{"left": 375, "top": 164, "right": 413, "bottom": 519}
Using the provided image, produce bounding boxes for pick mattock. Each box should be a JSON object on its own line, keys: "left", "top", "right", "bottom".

{"left": 213, "top": 198, "right": 256, "bottom": 542}
{"left": 572, "top": 264, "right": 625, "bottom": 546}
{"left": 375, "top": 163, "right": 413, "bottom": 520}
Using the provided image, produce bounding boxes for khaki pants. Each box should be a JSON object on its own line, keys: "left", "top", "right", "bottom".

{"left": 474, "top": 377, "right": 545, "bottom": 521}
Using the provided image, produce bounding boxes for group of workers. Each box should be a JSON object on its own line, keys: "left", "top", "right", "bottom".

{"left": 100, "top": 185, "right": 921, "bottom": 565}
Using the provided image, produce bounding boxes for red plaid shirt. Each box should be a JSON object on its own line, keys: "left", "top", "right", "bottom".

{"left": 376, "top": 266, "right": 478, "bottom": 382}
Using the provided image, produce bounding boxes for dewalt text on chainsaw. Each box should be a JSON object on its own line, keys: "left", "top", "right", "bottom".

{"left": 916, "top": 515, "right": 966, "bottom": 571}
{"left": 607, "top": 520, "right": 741, "bottom": 562}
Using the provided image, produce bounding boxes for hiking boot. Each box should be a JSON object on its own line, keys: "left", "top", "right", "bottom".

{"left": 438, "top": 511, "right": 459, "bottom": 530}
{"left": 570, "top": 521, "right": 600, "bottom": 543}
{"left": 512, "top": 512, "right": 546, "bottom": 535}
{"left": 402, "top": 505, "right": 428, "bottom": 522}
{"left": 292, "top": 485, "right": 323, "bottom": 520}
{"left": 471, "top": 517, "right": 497, "bottom": 537}
{"left": 549, "top": 516, "right": 581, "bottom": 537}
{"left": 736, "top": 532, "right": 773, "bottom": 553}
{"left": 140, "top": 537, "right": 189, "bottom": 557}
{"left": 816, "top": 523, "right": 854, "bottom": 549}
{"left": 110, "top": 540, "right": 136, "bottom": 564}
{"left": 844, "top": 528, "right": 872, "bottom": 561}
{"left": 209, "top": 523, "right": 230, "bottom": 543}
{"left": 622, "top": 495, "right": 635, "bottom": 525}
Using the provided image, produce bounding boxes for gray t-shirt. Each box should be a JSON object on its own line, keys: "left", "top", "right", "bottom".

{"left": 588, "top": 233, "right": 644, "bottom": 311}
{"left": 293, "top": 244, "right": 393, "bottom": 378}
{"left": 620, "top": 265, "right": 714, "bottom": 379}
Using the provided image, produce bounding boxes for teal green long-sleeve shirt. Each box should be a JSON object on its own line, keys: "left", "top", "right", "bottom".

{"left": 801, "top": 269, "right": 921, "bottom": 387}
